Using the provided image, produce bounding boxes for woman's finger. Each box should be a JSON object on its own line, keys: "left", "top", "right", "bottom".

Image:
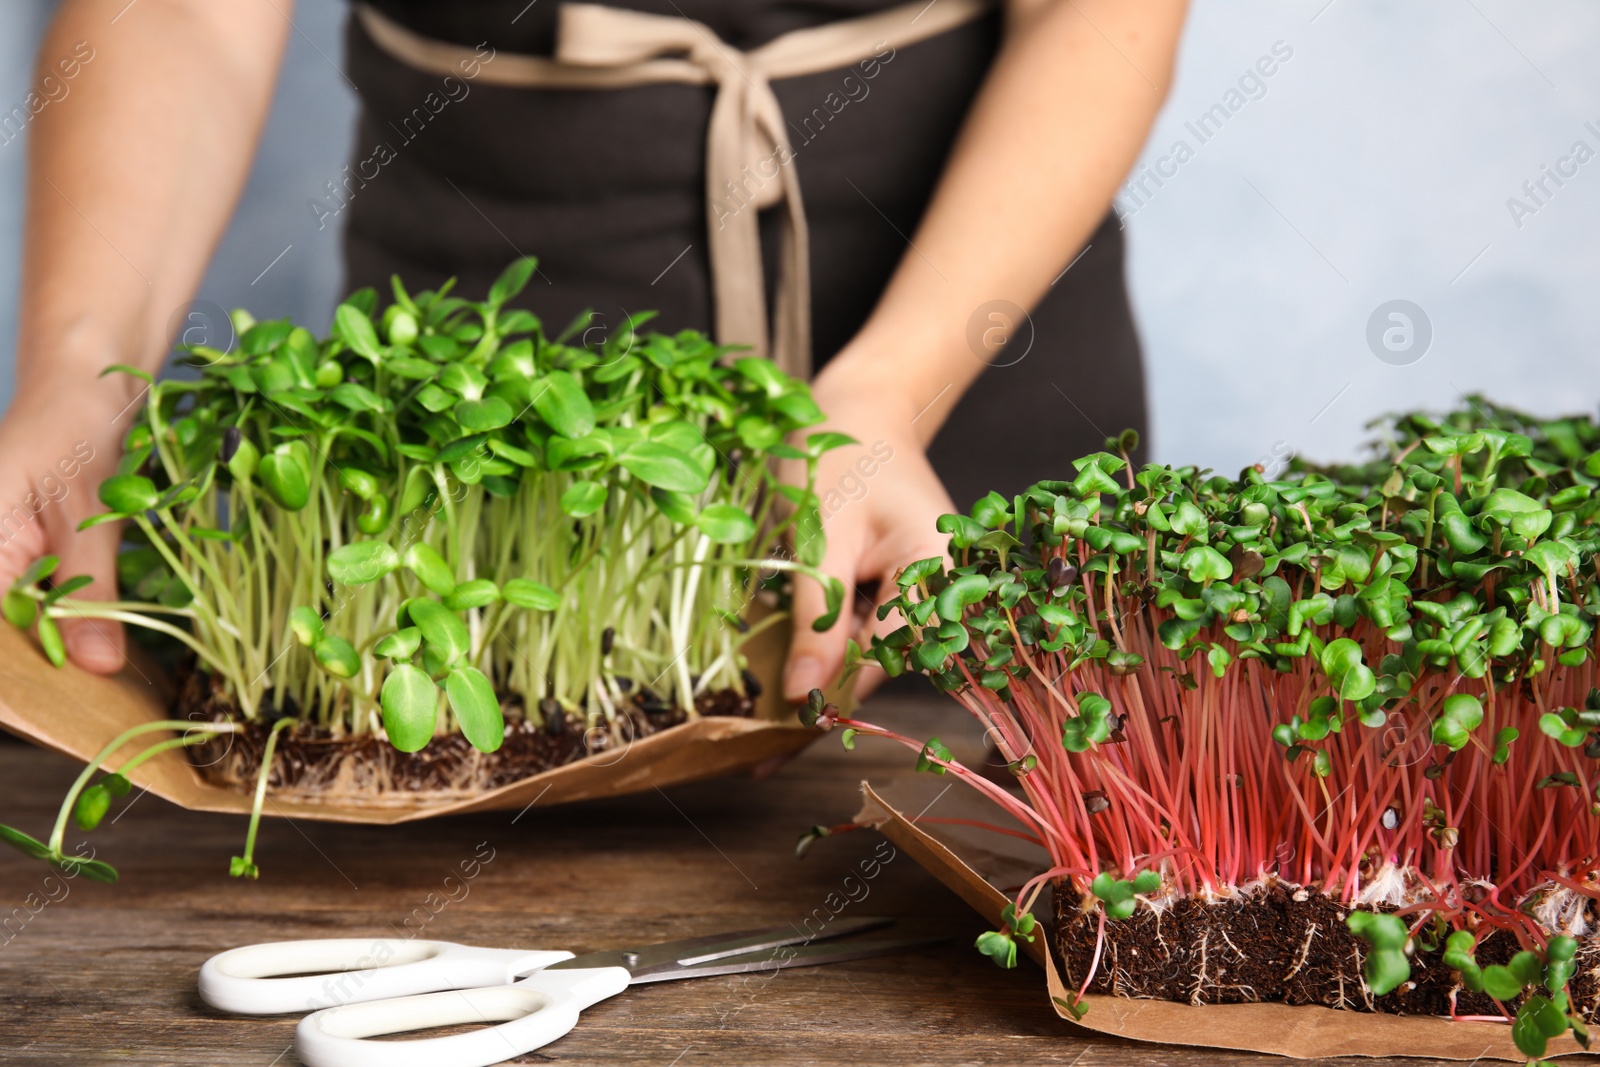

{"left": 52, "top": 516, "right": 126, "bottom": 674}
{"left": 783, "top": 517, "right": 861, "bottom": 703}
{"left": 42, "top": 439, "right": 127, "bottom": 674}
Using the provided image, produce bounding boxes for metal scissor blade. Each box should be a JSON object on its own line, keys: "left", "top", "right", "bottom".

{"left": 546, "top": 915, "right": 897, "bottom": 979}
{"left": 629, "top": 934, "right": 948, "bottom": 984}
{"left": 673, "top": 915, "right": 895, "bottom": 966}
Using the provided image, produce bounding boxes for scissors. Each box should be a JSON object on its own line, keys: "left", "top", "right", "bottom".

{"left": 199, "top": 915, "right": 940, "bottom": 1067}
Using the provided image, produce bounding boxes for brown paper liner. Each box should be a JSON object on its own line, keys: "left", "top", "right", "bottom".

{"left": 0, "top": 609, "right": 847, "bottom": 824}
{"left": 856, "top": 782, "right": 1598, "bottom": 1062}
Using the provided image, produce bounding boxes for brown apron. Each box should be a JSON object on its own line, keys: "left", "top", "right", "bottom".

{"left": 339, "top": 0, "right": 1147, "bottom": 506}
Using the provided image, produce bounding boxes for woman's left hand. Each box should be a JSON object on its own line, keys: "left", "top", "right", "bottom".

{"left": 781, "top": 363, "right": 955, "bottom": 704}
{"left": 778, "top": 0, "right": 1187, "bottom": 705}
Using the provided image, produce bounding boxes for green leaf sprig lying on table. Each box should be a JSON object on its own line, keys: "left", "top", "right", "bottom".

{"left": 830, "top": 405, "right": 1600, "bottom": 1055}
{"left": 1, "top": 258, "right": 847, "bottom": 881}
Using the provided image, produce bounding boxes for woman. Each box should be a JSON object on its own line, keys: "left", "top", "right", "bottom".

{"left": 0, "top": 0, "right": 1183, "bottom": 704}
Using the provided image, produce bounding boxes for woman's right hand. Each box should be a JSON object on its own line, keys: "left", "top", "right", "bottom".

{"left": 0, "top": 377, "right": 135, "bottom": 673}
{"left": 0, "top": 0, "right": 296, "bottom": 677}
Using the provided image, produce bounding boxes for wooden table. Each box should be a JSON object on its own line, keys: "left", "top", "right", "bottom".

{"left": 0, "top": 694, "right": 1439, "bottom": 1066}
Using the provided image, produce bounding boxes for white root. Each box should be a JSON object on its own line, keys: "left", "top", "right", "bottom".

{"left": 1283, "top": 922, "right": 1319, "bottom": 982}
{"left": 1188, "top": 929, "right": 1211, "bottom": 1005}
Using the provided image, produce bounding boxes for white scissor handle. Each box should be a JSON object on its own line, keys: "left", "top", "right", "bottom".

{"left": 295, "top": 966, "right": 632, "bottom": 1067}
{"left": 199, "top": 938, "right": 574, "bottom": 1015}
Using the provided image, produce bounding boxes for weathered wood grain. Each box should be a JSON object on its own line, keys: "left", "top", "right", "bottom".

{"left": 0, "top": 696, "right": 1453, "bottom": 1065}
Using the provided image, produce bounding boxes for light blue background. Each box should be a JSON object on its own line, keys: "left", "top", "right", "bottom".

{"left": 2, "top": 0, "right": 1597, "bottom": 474}
{"left": 1126, "top": 1, "right": 1600, "bottom": 472}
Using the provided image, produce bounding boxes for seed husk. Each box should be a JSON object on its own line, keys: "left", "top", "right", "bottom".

{"left": 540, "top": 697, "right": 564, "bottom": 736}
{"left": 1047, "top": 557, "right": 1078, "bottom": 591}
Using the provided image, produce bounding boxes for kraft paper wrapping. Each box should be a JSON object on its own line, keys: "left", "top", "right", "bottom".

{"left": 0, "top": 611, "right": 843, "bottom": 825}
{"left": 856, "top": 781, "right": 1598, "bottom": 1062}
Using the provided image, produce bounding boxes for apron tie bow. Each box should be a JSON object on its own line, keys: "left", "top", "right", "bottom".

{"left": 558, "top": 3, "right": 806, "bottom": 373}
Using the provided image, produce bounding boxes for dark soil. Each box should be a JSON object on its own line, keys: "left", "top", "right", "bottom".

{"left": 177, "top": 668, "right": 757, "bottom": 798}
{"left": 1054, "top": 881, "right": 1600, "bottom": 1020}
